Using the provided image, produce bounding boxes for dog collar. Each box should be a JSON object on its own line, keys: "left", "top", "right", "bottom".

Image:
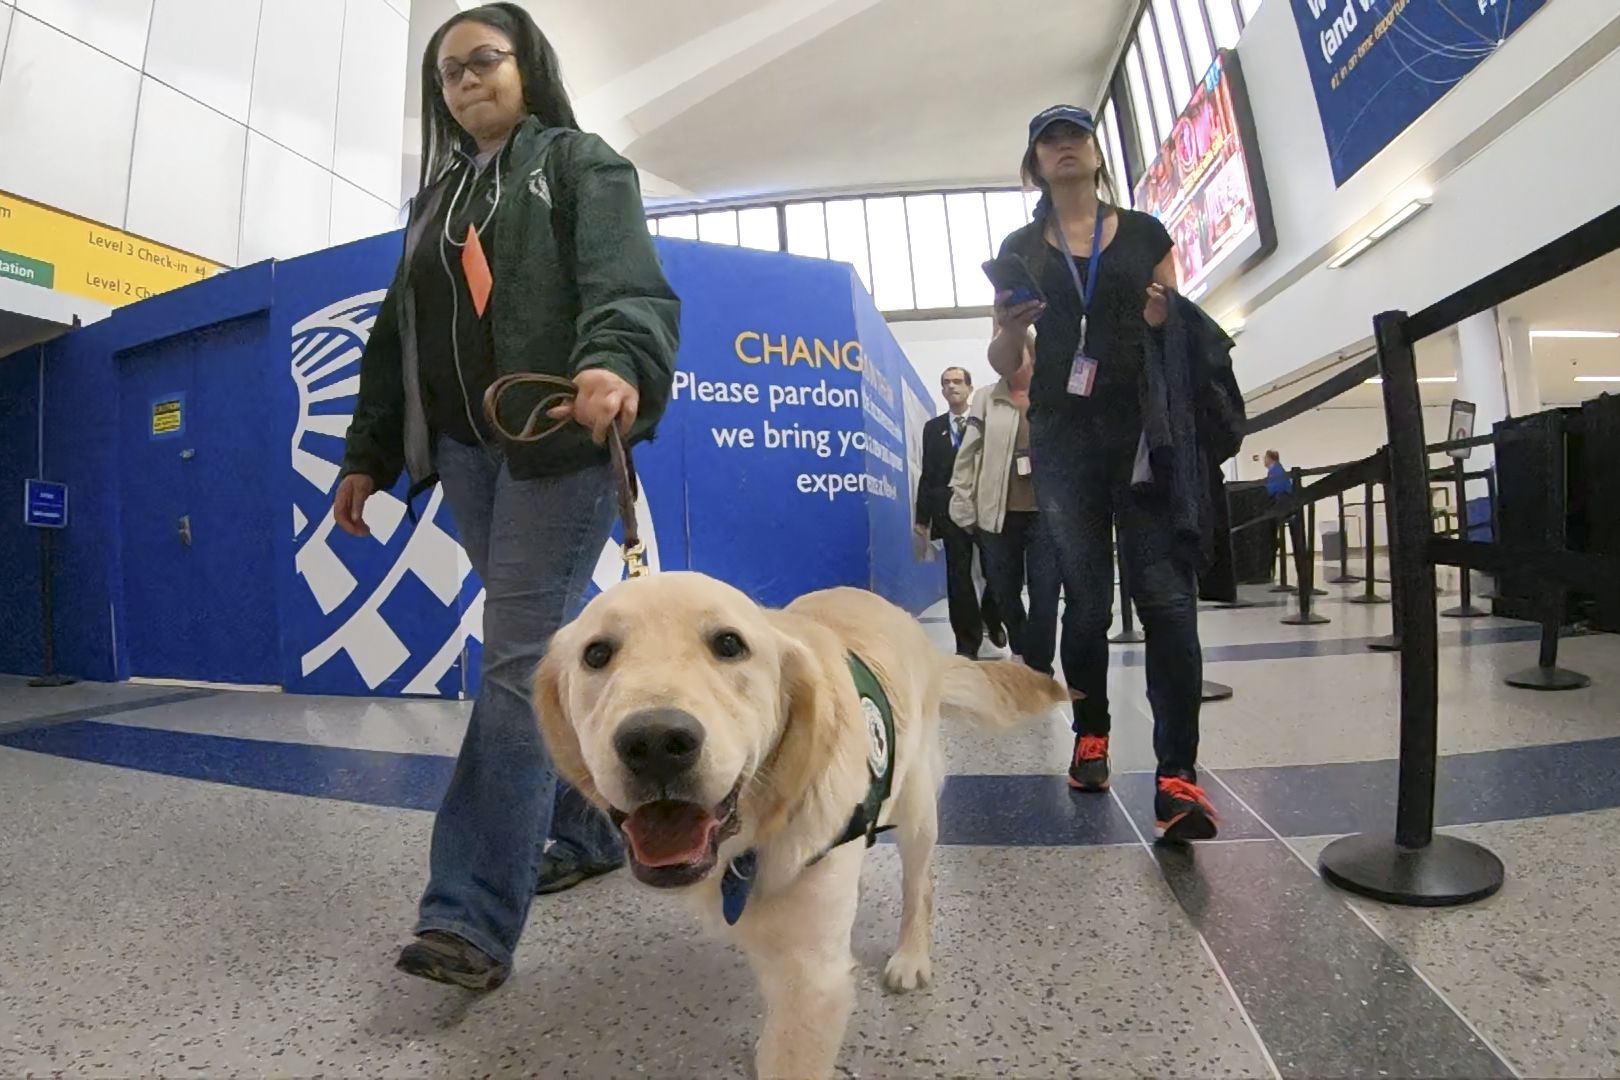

{"left": 720, "top": 653, "right": 897, "bottom": 926}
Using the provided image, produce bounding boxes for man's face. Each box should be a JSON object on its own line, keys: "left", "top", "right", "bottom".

{"left": 941, "top": 371, "right": 971, "bottom": 409}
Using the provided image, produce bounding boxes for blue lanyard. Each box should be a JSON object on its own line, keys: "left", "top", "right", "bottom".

{"left": 1053, "top": 209, "right": 1107, "bottom": 349}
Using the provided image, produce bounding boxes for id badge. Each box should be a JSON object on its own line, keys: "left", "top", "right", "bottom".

{"left": 1067, "top": 350, "right": 1099, "bottom": 398}
{"left": 1014, "top": 450, "right": 1033, "bottom": 477}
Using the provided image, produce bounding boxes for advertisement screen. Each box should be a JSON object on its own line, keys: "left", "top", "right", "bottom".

{"left": 1133, "top": 50, "right": 1275, "bottom": 300}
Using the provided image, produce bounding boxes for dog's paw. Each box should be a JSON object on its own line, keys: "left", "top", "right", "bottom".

{"left": 883, "top": 950, "right": 932, "bottom": 993}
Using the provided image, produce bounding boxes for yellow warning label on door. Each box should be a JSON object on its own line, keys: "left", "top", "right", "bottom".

{"left": 0, "top": 188, "right": 221, "bottom": 307}
{"left": 152, "top": 399, "right": 183, "bottom": 436}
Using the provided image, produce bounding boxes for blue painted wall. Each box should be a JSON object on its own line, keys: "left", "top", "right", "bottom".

{"left": 0, "top": 234, "right": 942, "bottom": 693}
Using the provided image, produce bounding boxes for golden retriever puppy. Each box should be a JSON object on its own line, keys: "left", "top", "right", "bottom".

{"left": 534, "top": 572, "right": 1067, "bottom": 1078}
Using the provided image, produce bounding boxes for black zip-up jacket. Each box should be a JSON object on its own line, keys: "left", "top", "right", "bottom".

{"left": 342, "top": 118, "right": 680, "bottom": 488}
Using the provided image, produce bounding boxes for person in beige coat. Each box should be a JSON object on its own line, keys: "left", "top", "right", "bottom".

{"left": 948, "top": 333, "right": 1060, "bottom": 675}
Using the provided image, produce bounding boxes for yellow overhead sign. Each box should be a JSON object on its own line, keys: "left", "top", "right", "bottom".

{"left": 0, "top": 188, "right": 221, "bottom": 307}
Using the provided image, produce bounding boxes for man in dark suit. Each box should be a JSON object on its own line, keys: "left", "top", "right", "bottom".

{"left": 915, "top": 367, "right": 1005, "bottom": 658}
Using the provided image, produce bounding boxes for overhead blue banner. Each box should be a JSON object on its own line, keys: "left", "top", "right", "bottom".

{"left": 1290, "top": 0, "right": 1549, "bottom": 186}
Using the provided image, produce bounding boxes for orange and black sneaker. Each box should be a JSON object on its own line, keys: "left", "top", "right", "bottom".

{"left": 1067, "top": 734, "right": 1111, "bottom": 792}
{"left": 1154, "top": 776, "right": 1218, "bottom": 842}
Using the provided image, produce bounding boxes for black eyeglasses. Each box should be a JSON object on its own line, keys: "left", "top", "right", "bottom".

{"left": 437, "top": 47, "right": 513, "bottom": 86}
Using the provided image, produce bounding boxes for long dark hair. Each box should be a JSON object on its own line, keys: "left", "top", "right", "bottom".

{"left": 418, "top": 3, "right": 578, "bottom": 190}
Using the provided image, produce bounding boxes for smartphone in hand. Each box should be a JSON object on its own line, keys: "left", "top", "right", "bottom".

{"left": 982, "top": 254, "right": 1046, "bottom": 307}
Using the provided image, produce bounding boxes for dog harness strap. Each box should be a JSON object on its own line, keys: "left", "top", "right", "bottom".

{"left": 723, "top": 654, "right": 898, "bottom": 925}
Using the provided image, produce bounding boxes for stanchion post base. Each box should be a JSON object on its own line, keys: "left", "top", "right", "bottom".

{"left": 1328, "top": 574, "right": 1362, "bottom": 584}
{"left": 1366, "top": 635, "right": 1401, "bottom": 652}
{"left": 27, "top": 674, "right": 77, "bottom": 688}
{"left": 1201, "top": 680, "right": 1233, "bottom": 702}
{"left": 1281, "top": 612, "right": 1331, "bottom": 626}
{"left": 1108, "top": 630, "right": 1146, "bottom": 644}
{"left": 1504, "top": 665, "right": 1591, "bottom": 691}
{"left": 1440, "top": 604, "right": 1490, "bottom": 619}
{"left": 1348, "top": 593, "right": 1391, "bottom": 605}
{"left": 1269, "top": 583, "right": 1294, "bottom": 593}
{"left": 1320, "top": 832, "right": 1504, "bottom": 907}
{"left": 1212, "top": 600, "right": 1260, "bottom": 610}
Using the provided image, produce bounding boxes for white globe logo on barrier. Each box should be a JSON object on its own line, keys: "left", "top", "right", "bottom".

{"left": 289, "top": 291, "right": 658, "bottom": 695}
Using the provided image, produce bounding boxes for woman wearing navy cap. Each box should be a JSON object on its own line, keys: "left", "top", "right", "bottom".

{"left": 988, "top": 105, "right": 1217, "bottom": 842}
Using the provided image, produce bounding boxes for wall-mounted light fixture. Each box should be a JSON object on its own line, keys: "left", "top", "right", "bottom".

{"left": 1328, "top": 198, "right": 1433, "bottom": 269}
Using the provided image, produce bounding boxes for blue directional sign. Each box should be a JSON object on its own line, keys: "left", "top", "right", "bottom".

{"left": 24, "top": 479, "right": 67, "bottom": 529}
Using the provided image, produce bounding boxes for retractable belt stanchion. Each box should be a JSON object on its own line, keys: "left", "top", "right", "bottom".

{"left": 1109, "top": 537, "right": 1144, "bottom": 645}
{"left": 1328, "top": 490, "right": 1360, "bottom": 584}
{"left": 1319, "top": 310, "right": 1504, "bottom": 906}
{"left": 1282, "top": 469, "right": 1330, "bottom": 626}
{"left": 28, "top": 527, "right": 75, "bottom": 689}
{"left": 1441, "top": 459, "right": 1488, "bottom": 618}
{"left": 1349, "top": 477, "right": 1390, "bottom": 606}
{"left": 1270, "top": 519, "right": 1292, "bottom": 593}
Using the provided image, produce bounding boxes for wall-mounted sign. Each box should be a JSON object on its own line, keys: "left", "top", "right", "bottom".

{"left": 1133, "top": 50, "right": 1276, "bottom": 302}
{"left": 1447, "top": 398, "right": 1476, "bottom": 460}
{"left": 0, "top": 188, "right": 221, "bottom": 307}
{"left": 1289, "top": 0, "right": 1550, "bottom": 186}
{"left": 151, "top": 395, "right": 185, "bottom": 439}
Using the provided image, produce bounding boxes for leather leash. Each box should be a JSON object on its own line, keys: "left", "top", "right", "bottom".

{"left": 481, "top": 372, "right": 649, "bottom": 579}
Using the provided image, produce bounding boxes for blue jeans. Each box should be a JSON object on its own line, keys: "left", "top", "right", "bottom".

{"left": 1029, "top": 413, "right": 1203, "bottom": 779}
{"left": 416, "top": 436, "right": 623, "bottom": 965}
{"left": 978, "top": 510, "right": 1061, "bottom": 675}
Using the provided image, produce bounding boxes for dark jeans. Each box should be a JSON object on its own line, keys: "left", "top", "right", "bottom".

{"left": 1029, "top": 415, "right": 1203, "bottom": 779}
{"left": 979, "top": 510, "right": 1061, "bottom": 675}
{"left": 417, "top": 437, "right": 624, "bottom": 966}
{"left": 941, "top": 521, "right": 1003, "bottom": 656}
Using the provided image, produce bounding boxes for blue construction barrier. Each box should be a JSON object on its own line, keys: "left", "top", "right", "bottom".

{"left": 1, "top": 234, "right": 943, "bottom": 695}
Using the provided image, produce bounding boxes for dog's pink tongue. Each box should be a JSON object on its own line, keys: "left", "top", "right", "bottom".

{"left": 623, "top": 801, "right": 719, "bottom": 868}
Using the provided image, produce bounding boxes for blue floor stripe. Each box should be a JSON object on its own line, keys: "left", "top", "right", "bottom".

{"left": 7, "top": 715, "right": 1620, "bottom": 844}
{"left": 0, "top": 689, "right": 218, "bottom": 736}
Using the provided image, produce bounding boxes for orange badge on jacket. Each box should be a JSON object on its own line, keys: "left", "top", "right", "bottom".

{"left": 461, "top": 224, "right": 493, "bottom": 317}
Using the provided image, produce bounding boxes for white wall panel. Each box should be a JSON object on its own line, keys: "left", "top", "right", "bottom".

{"left": 144, "top": 0, "right": 258, "bottom": 122}
{"left": 126, "top": 77, "right": 246, "bottom": 264}
{"left": 329, "top": 176, "right": 402, "bottom": 248}
{"left": 249, "top": 0, "right": 341, "bottom": 168}
{"left": 334, "top": 0, "right": 408, "bottom": 203}
{"left": 382, "top": 0, "right": 409, "bottom": 17}
{"left": 0, "top": 7, "right": 13, "bottom": 65}
{"left": 16, "top": 0, "right": 151, "bottom": 67}
{"left": 0, "top": 15, "right": 140, "bottom": 225}
{"left": 240, "top": 131, "right": 332, "bottom": 264}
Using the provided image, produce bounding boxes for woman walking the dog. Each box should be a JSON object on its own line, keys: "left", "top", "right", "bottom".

{"left": 989, "top": 106, "right": 1240, "bottom": 842}
{"left": 334, "top": 3, "right": 679, "bottom": 988}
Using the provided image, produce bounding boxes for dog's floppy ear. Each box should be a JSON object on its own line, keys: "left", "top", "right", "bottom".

{"left": 754, "top": 622, "right": 839, "bottom": 840}
{"left": 533, "top": 643, "right": 606, "bottom": 807}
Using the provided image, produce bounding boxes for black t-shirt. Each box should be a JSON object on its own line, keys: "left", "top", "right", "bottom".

{"left": 1003, "top": 207, "right": 1173, "bottom": 442}
{"left": 412, "top": 150, "right": 507, "bottom": 446}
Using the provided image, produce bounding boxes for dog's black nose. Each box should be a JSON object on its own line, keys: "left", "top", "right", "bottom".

{"left": 614, "top": 709, "right": 705, "bottom": 784}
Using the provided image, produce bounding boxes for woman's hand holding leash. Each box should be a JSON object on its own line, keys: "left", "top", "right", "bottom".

{"left": 551, "top": 367, "right": 639, "bottom": 444}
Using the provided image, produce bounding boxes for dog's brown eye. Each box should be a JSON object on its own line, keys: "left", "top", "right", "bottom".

{"left": 711, "top": 631, "right": 748, "bottom": 660}
{"left": 583, "top": 640, "right": 615, "bottom": 670}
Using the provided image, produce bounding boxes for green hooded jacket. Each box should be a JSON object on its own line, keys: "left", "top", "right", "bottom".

{"left": 341, "top": 117, "right": 680, "bottom": 489}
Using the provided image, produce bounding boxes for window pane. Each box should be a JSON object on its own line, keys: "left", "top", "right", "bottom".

{"left": 1153, "top": 0, "right": 1192, "bottom": 111}
{"left": 1238, "top": 0, "right": 1262, "bottom": 22}
{"left": 1138, "top": 13, "right": 1177, "bottom": 137}
{"left": 1208, "top": 0, "right": 1241, "bottom": 48}
{"left": 1178, "top": 0, "right": 1215, "bottom": 81}
{"left": 737, "top": 206, "right": 780, "bottom": 251}
{"left": 646, "top": 218, "right": 659, "bottom": 235}
{"left": 825, "top": 199, "right": 872, "bottom": 292}
{"left": 785, "top": 202, "right": 828, "bottom": 258}
{"left": 697, "top": 209, "right": 739, "bottom": 246}
{"left": 945, "top": 192, "right": 993, "bottom": 307}
{"left": 659, "top": 213, "right": 697, "bottom": 240}
{"left": 1023, "top": 190, "right": 1043, "bottom": 221}
{"left": 1098, "top": 109, "right": 1132, "bottom": 207}
{"left": 903, "top": 194, "right": 955, "bottom": 310}
{"left": 1125, "top": 44, "right": 1159, "bottom": 162}
{"left": 864, "top": 196, "right": 914, "bottom": 311}
{"left": 985, "top": 190, "right": 1030, "bottom": 252}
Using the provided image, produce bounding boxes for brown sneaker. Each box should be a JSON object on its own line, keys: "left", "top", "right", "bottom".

{"left": 396, "top": 930, "right": 509, "bottom": 992}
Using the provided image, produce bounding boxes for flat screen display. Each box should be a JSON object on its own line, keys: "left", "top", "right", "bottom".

{"left": 1132, "top": 49, "right": 1275, "bottom": 301}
